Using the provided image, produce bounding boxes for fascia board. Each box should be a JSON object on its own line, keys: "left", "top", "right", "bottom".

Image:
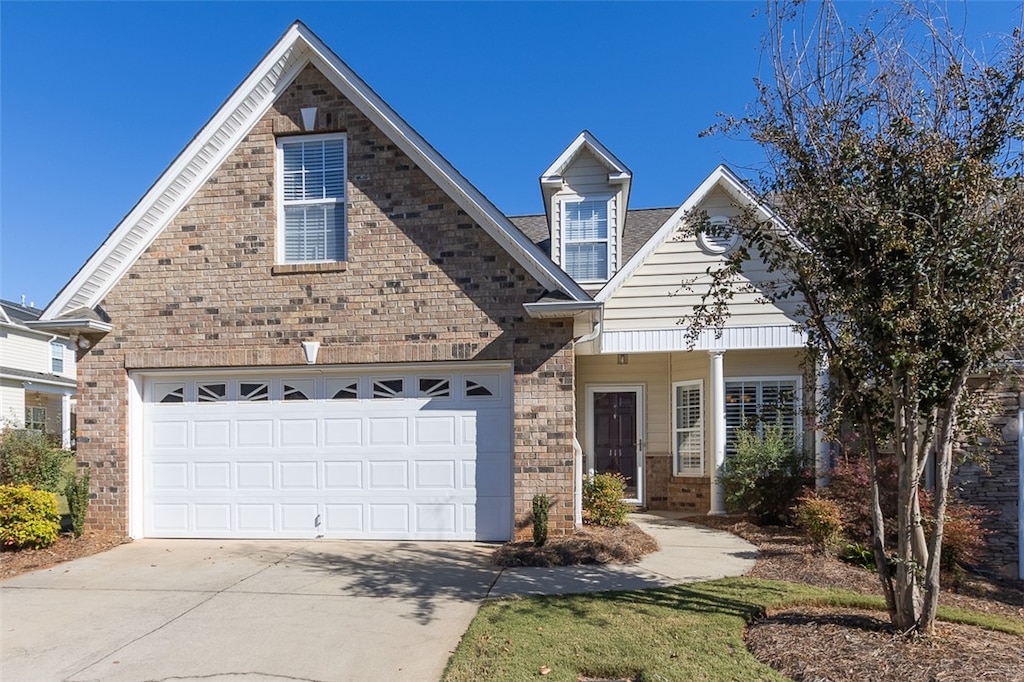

{"left": 522, "top": 300, "right": 602, "bottom": 318}
{"left": 542, "top": 130, "right": 632, "bottom": 179}
{"left": 297, "top": 27, "right": 589, "bottom": 301}
{"left": 595, "top": 165, "right": 781, "bottom": 304}
{"left": 25, "top": 319, "right": 113, "bottom": 335}
{"left": 42, "top": 25, "right": 313, "bottom": 321}
{"left": 42, "top": 21, "right": 590, "bottom": 322}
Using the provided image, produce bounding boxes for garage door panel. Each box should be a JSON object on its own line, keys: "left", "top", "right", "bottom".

{"left": 415, "top": 460, "right": 456, "bottom": 489}
{"left": 280, "top": 419, "right": 318, "bottom": 447}
{"left": 237, "top": 462, "right": 274, "bottom": 489}
{"left": 368, "top": 461, "right": 409, "bottom": 489}
{"left": 142, "top": 366, "right": 513, "bottom": 540}
{"left": 280, "top": 461, "right": 318, "bottom": 489}
{"left": 324, "top": 461, "right": 363, "bottom": 489}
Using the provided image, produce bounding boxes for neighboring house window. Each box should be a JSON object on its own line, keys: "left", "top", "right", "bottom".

{"left": 278, "top": 134, "right": 347, "bottom": 263}
{"left": 562, "top": 198, "right": 609, "bottom": 281}
{"left": 724, "top": 378, "right": 800, "bottom": 456}
{"left": 673, "top": 381, "right": 704, "bottom": 476}
{"left": 25, "top": 407, "right": 46, "bottom": 431}
{"left": 51, "top": 341, "right": 64, "bottom": 373}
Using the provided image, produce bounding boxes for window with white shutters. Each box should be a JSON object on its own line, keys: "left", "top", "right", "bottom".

{"left": 562, "top": 198, "right": 610, "bottom": 281}
{"left": 278, "top": 134, "right": 346, "bottom": 263}
{"left": 673, "top": 381, "right": 704, "bottom": 475}
{"left": 724, "top": 378, "right": 800, "bottom": 456}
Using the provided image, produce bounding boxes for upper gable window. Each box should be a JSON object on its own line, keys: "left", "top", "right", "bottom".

{"left": 562, "top": 198, "right": 609, "bottom": 282}
{"left": 277, "top": 134, "right": 347, "bottom": 263}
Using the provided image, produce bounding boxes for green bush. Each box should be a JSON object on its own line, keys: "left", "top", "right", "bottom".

{"left": 718, "top": 425, "right": 810, "bottom": 523}
{"left": 65, "top": 468, "right": 91, "bottom": 538}
{"left": 583, "top": 473, "right": 629, "bottom": 527}
{"left": 840, "top": 542, "right": 876, "bottom": 570}
{"left": 531, "top": 494, "right": 550, "bottom": 547}
{"left": 0, "top": 427, "right": 73, "bottom": 493}
{"left": 0, "top": 484, "right": 61, "bottom": 549}
{"left": 793, "top": 492, "right": 843, "bottom": 553}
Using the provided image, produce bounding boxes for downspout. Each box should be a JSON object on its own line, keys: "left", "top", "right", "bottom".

{"left": 573, "top": 319, "right": 601, "bottom": 529}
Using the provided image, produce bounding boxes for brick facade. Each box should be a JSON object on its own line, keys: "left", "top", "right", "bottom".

{"left": 76, "top": 63, "right": 576, "bottom": 538}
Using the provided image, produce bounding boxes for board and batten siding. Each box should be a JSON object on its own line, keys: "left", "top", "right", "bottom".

{"left": 603, "top": 187, "right": 802, "bottom": 331}
{"left": 549, "top": 148, "right": 621, "bottom": 276}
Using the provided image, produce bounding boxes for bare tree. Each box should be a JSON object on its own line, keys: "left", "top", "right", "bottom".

{"left": 694, "top": 0, "right": 1024, "bottom": 633}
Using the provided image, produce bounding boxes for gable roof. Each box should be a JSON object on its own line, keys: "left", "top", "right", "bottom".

{"left": 41, "top": 21, "right": 589, "bottom": 322}
{"left": 595, "top": 164, "right": 778, "bottom": 303}
{"left": 539, "top": 130, "right": 632, "bottom": 226}
{"left": 1, "top": 299, "right": 42, "bottom": 325}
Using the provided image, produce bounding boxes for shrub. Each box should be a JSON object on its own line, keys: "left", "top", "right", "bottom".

{"left": 718, "top": 425, "right": 810, "bottom": 523}
{"left": 0, "top": 484, "right": 61, "bottom": 549}
{"left": 531, "top": 494, "right": 550, "bottom": 547}
{"left": 840, "top": 542, "right": 876, "bottom": 570}
{"left": 823, "top": 453, "right": 899, "bottom": 546}
{"left": 65, "top": 468, "right": 91, "bottom": 538}
{"left": 918, "top": 490, "right": 992, "bottom": 575}
{"left": 583, "top": 473, "right": 629, "bottom": 527}
{"left": 794, "top": 492, "right": 843, "bottom": 553}
{"left": 0, "top": 428, "right": 73, "bottom": 493}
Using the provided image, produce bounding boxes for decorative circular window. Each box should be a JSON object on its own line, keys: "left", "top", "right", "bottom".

{"left": 697, "top": 216, "right": 739, "bottom": 254}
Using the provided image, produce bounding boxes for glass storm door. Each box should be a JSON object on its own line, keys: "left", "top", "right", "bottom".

{"left": 589, "top": 386, "right": 643, "bottom": 501}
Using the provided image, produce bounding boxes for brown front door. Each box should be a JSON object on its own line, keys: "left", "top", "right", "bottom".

{"left": 591, "top": 388, "right": 641, "bottom": 499}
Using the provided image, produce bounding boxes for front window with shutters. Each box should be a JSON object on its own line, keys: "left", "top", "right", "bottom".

{"left": 277, "top": 134, "right": 347, "bottom": 263}
{"left": 724, "top": 378, "right": 801, "bottom": 456}
{"left": 562, "top": 198, "right": 610, "bottom": 282}
{"left": 673, "top": 381, "right": 704, "bottom": 475}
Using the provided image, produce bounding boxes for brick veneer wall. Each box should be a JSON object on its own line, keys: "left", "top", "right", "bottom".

{"left": 953, "top": 381, "right": 1021, "bottom": 580}
{"left": 75, "top": 63, "right": 576, "bottom": 538}
{"left": 646, "top": 455, "right": 711, "bottom": 512}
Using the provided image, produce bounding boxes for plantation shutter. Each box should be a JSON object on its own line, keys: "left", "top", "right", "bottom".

{"left": 723, "top": 379, "right": 799, "bottom": 456}
{"left": 674, "top": 382, "right": 704, "bottom": 474}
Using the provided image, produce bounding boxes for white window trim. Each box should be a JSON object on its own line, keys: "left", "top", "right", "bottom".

{"left": 275, "top": 132, "right": 348, "bottom": 264}
{"left": 559, "top": 194, "right": 613, "bottom": 284}
{"left": 672, "top": 380, "right": 704, "bottom": 477}
{"left": 697, "top": 215, "right": 739, "bottom": 254}
{"left": 723, "top": 375, "right": 803, "bottom": 454}
{"left": 25, "top": 406, "right": 47, "bottom": 431}
{"left": 50, "top": 341, "right": 65, "bottom": 374}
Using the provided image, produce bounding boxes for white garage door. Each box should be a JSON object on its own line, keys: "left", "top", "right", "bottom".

{"left": 140, "top": 365, "right": 512, "bottom": 540}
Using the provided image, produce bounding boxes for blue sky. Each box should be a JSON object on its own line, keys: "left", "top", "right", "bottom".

{"left": 1, "top": 1, "right": 1019, "bottom": 306}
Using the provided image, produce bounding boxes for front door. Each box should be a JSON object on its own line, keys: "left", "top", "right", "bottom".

{"left": 588, "top": 385, "right": 644, "bottom": 502}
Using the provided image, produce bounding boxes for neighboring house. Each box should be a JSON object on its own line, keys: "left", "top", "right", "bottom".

{"left": 0, "top": 299, "right": 77, "bottom": 448}
{"left": 34, "top": 22, "right": 1019, "bottom": 578}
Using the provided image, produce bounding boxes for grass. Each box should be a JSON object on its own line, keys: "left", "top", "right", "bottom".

{"left": 441, "top": 577, "right": 1023, "bottom": 682}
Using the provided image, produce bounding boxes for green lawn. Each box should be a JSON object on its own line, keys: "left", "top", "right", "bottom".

{"left": 442, "top": 577, "right": 1023, "bottom": 682}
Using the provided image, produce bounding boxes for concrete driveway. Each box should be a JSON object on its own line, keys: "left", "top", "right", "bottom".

{"left": 1, "top": 539, "right": 501, "bottom": 682}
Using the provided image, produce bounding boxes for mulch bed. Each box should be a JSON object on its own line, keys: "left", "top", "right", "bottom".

{"left": 492, "top": 522, "right": 659, "bottom": 567}
{"left": 691, "top": 515, "right": 1024, "bottom": 680}
{"left": 0, "top": 531, "right": 128, "bottom": 580}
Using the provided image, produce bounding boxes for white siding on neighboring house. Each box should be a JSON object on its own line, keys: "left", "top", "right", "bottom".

{"left": 0, "top": 382, "right": 26, "bottom": 426}
{"left": 603, "top": 187, "right": 802, "bottom": 332}
{"left": 1, "top": 331, "right": 51, "bottom": 375}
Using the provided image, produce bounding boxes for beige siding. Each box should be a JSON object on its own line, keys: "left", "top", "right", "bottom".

{"left": 0, "top": 328, "right": 51, "bottom": 374}
{"left": 549, "top": 149, "right": 623, "bottom": 278}
{"left": 577, "top": 349, "right": 805, "bottom": 489}
{"left": 604, "top": 187, "right": 803, "bottom": 331}
{"left": 0, "top": 382, "right": 25, "bottom": 426}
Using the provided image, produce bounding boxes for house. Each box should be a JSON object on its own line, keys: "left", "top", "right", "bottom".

{"left": 0, "top": 299, "right": 77, "bottom": 448}
{"left": 34, "top": 23, "right": 1019, "bottom": 578}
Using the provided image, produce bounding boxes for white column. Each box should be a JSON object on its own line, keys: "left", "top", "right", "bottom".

{"left": 709, "top": 350, "right": 726, "bottom": 515}
{"left": 815, "top": 360, "right": 830, "bottom": 488}
{"left": 60, "top": 391, "right": 72, "bottom": 450}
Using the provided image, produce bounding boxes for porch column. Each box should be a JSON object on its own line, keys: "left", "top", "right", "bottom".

{"left": 709, "top": 350, "right": 726, "bottom": 515}
{"left": 815, "top": 360, "right": 830, "bottom": 488}
{"left": 60, "top": 391, "right": 72, "bottom": 449}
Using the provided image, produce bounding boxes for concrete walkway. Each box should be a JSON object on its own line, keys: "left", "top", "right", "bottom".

{"left": 488, "top": 512, "right": 759, "bottom": 597}
{"left": 1, "top": 514, "right": 756, "bottom": 682}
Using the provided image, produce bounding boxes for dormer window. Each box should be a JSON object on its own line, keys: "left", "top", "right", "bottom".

{"left": 562, "top": 198, "right": 610, "bottom": 282}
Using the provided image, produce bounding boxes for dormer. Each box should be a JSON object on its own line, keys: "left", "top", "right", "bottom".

{"left": 540, "top": 131, "right": 632, "bottom": 290}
